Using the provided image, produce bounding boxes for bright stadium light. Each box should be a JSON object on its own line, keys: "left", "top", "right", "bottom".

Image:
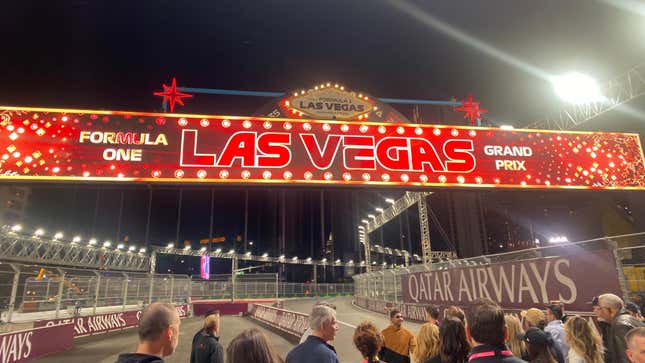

{"left": 279, "top": 254, "right": 285, "bottom": 259}
{"left": 548, "top": 236, "right": 568, "bottom": 243}
{"left": 184, "top": 245, "right": 191, "bottom": 250}
{"left": 139, "top": 247, "right": 146, "bottom": 253}
{"left": 552, "top": 72, "right": 603, "bottom": 104}
{"left": 375, "top": 207, "right": 384, "bottom": 213}
{"left": 34, "top": 229, "right": 44, "bottom": 237}
{"left": 128, "top": 246, "right": 136, "bottom": 252}
{"left": 321, "top": 258, "right": 327, "bottom": 263}
{"left": 368, "top": 214, "right": 376, "bottom": 219}
{"left": 361, "top": 219, "right": 369, "bottom": 224}
{"left": 306, "top": 257, "right": 312, "bottom": 262}
{"left": 215, "top": 248, "right": 222, "bottom": 253}
{"left": 11, "top": 224, "right": 22, "bottom": 232}
{"left": 385, "top": 198, "right": 395, "bottom": 204}
{"left": 53, "top": 232, "right": 63, "bottom": 240}
{"left": 117, "top": 243, "right": 125, "bottom": 249}
{"left": 335, "top": 259, "right": 341, "bottom": 264}
{"left": 291, "top": 256, "right": 298, "bottom": 261}
{"left": 228, "top": 249, "right": 235, "bottom": 254}
{"left": 88, "top": 238, "right": 97, "bottom": 245}
{"left": 72, "top": 236, "right": 81, "bottom": 243}
{"left": 167, "top": 243, "right": 174, "bottom": 248}
{"left": 262, "top": 253, "right": 268, "bottom": 258}
{"left": 245, "top": 251, "right": 251, "bottom": 256}
{"left": 500, "top": 125, "right": 515, "bottom": 130}
{"left": 103, "top": 241, "right": 111, "bottom": 248}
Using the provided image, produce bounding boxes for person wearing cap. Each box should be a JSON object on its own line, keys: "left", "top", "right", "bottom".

{"left": 544, "top": 304, "right": 569, "bottom": 359}
{"left": 626, "top": 302, "right": 644, "bottom": 321}
{"left": 595, "top": 293, "right": 645, "bottom": 363}
{"left": 522, "top": 308, "right": 546, "bottom": 331}
{"left": 520, "top": 327, "right": 562, "bottom": 363}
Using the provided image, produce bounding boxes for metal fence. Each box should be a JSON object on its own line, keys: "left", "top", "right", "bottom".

{"left": 354, "top": 235, "right": 645, "bottom": 304}
{"left": 0, "top": 264, "right": 353, "bottom": 323}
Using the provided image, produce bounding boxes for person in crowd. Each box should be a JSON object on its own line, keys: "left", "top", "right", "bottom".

{"left": 412, "top": 322, "right": 440, "bottom": 363}
{"left": 634, "top": 295, "right": 645, "bottom": 317}
{"left": 300, "top": 301, "right": 337, "bottom": 343}
{"left": 563, "top": 316, "right": 604, "bottom": 363}
{"left": 522, "top": 308, "right": 546, "bottom": 331}
{"left": 548, "top": 301, "right": 571, "bottom": 323}
{"left": 520, "top": 327, "right": 558, "bottom": 363}
{"left": 590, "top": 295, "right": 612, "bottom": 361}
{"left": 595, "top": 293, "right": 645, "bottom": 363}
{"left": 190, "top": 313, "right": 224, "bottom": 363}
{"left": 380, "top": 309, "right": 417, "bottom": 363}
{"left": 353, "top": 321, "right": 385, "bottom": 363}
{"left": 226, "top": 328, "right": 284, "bottom": 363}
{"left": 465, "top": 298, "right": 525, "bottom": 363}
{"left": 626, "top": 327, "right": 645, "bottom": 363}
{"left": 436, "top": 318, "right": 470, "bottom": 363}
{"left": 504, "top": 314, "right": 527, "bottom": 360}
{"left": 115, "top": 302, "right": 180, "bottom": 363}
{"left": 543, "top": 304, "right": 569, "bottom": 359}
{"left": 443, "top": 306, "right": 466, "bottom": 325}
{"left": 626, "top": 302, "right": 644, "bottom": 321}
{"left": 286, "top": 304, "right": 339, "bottom": 363}
{"left": 425, "top": 305, "right": 440, "bottom": 326}
{"left": 192, "top": 310, "right": 220, "bottom": 346}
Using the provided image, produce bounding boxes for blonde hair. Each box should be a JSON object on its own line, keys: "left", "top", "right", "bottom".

{"left": 203, "top": 314, "right": 220, "bottom": 333}
{"left": 414, "top": 323, "right": 440, "bottom": 363}
{"left": 564, "top": 316, "right": 604, "bottom": 363}
{"left": 504, "top": 314, "right": 525, "bottom": 359}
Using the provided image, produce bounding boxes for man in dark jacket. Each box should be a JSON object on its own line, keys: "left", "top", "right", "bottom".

{"left": 191, "top": 310, "right": 220, "bottom": 346}
{"left": 190, "top": 313, "right": 224, "bottom": 363}
{"left": 115, "top": 302, "right": 181, "bottom": 363}
{"left": 286, "top": 305, "right": 340, "bottom": 363}
{"left": 466, "top": 298, "right": 526, "bottom": 363}
{"left": 596, "top": 293, "right": 645, "bottom": 363}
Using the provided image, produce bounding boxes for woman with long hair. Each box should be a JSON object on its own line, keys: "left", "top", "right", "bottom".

{"left": 443, "top": 306, "right": 466, "bottom": 325}
{"left": 563, "top": 316, "right": 604, "bottom": 363}
{"left": 353, "top": 321, "right": 385, "bottom": 363}
{"left": 436, "top": 318, "right": 470, "bottom": 363}
{"left": 413, "top": 322, "right": 440, "bottom": 363}
{"left": 505, "top": 314, "right": 527, "bottom": 360}
{"left": 226, "top": 328, "right": 284, "bottom": 363}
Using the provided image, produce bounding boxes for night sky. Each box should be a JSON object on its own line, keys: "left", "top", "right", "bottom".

{"left": 2, "top": 1, "right": 644, "bottom": 280}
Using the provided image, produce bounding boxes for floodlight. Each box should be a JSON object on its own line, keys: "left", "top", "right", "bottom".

{"left": 552, "top": 72, "right": 603, "bottom": 104}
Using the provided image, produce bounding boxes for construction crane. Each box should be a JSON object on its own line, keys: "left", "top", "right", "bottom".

{"left": 526, "top": 63, "right": 645, "bottom": 130}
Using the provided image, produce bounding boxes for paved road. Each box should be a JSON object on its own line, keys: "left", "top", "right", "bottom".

{"left": 33, "top": 315, "right": 294, "bottom": 363}
{"left": 33, "top": 297, "right": 421, "bottom": 363}
{"left": 283, "top": 296, "right": 422, "bottom": 362}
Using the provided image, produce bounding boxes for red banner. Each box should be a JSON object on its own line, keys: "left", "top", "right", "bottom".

{"left": 1, "top": 106, "right": 644, "bottom": 190}
{"left": 400, "top": 249, "right": 622, "bottom": 312}
{"left": 33, "top": 304, "right": 189, "bottom": 338}
{"left": 249, "top": 304, "right": 309, "bottom": 337}
{"left": 0, "top": 323, "right": 74, "bottom": 363}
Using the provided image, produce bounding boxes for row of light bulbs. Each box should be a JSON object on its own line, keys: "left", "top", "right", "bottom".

{"left": 8, "top": 224, "right": 147, "bottom": 253}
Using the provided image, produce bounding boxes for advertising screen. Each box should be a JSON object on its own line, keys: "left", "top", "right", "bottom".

{"left": 1, "top": 106, "right": 644, "bottom": 190}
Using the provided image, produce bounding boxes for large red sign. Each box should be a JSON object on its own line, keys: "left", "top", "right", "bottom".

{"left": 1, "top": 106, "right": 644, "bottom": 189}
{"left": 0, "top": 323, "right": 74, "bottom": 363}
{"left": 400, "top": 249, "right": 622, "bottom": 311}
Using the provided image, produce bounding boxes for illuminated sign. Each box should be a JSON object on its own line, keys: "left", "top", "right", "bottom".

{"left": 0, "top": 106, "right": 644, "bottom": 190}
{"left": 200, "top": 255, "right": 210, "bottom": 280}
{"left": 287, "top": 86, "right": 374, "bottom": 120}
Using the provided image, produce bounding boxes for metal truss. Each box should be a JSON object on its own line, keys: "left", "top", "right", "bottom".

{"left": 152, "top": 246, "right": 366, "bottom": 269}
{"left": 365, "top": 191, "right": 432, "bottom": 233}
{"left": 417, "top": 195, "right": 432, "bottom": 265}
{"left": 363, "top": 233, "right": 372, "bottom": 272}
{"left": 0, "top": 232, "right": 150, "bottom": 272}
{"left": 527, "top": 63, "right": 645, "bottom": 130}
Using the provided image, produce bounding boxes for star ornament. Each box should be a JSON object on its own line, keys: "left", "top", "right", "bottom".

{"left": 153, "top": 77, "right": 193, "bottom": 112}
{"left": 456, "top": 96, "right": 488, "bottom": 125}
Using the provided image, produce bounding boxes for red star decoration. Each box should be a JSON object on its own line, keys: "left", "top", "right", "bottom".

{"left": 456, "top": 96, "right": 488, "bottom": 125}
{"left": 153, "top": 77, "right": 193, "bottom": 112}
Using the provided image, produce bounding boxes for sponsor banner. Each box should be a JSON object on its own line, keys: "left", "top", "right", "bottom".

{"left": 33, "top": 304, "right": 189, "bottom": 338}
{"left": 1, "top": 106, "right": 644, "bottom": 190}
{"left": 249, "top": 304, "right": 309, "bottom": 338}
{"left": 0, "top": 323, "right": 74, "bottom": 363}
{"left": 400, "top": 249, "right": 622, "bottom": 311}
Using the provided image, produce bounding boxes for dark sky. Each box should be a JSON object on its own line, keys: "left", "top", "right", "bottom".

{"left": 2, "top": 1, "right": 645, "bottom": 279}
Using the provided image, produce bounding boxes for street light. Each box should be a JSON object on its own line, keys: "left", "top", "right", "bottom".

{"left": 361, "top": 219, "right": 369, "bottom": 224}
{"left": 552, "top": 72, "right": 603, "bottom": 104}
{"left": 34, "top": 229, "right": 44, "bottom": 237}
{"left": 11, "top": 224, "right": 22, "bottom": 232}
{"left": 53, "top": 232, "right": 63, "bottom": 240}
{"left": 88, "top": 238, "right": 97, "bottom": 246}
{"left": 72, "top": 236, "right": 81, "bottom": 243}
{"left": 367, "top": 214, "right": 376, "bottom": 219}
{"left": 385, "top": 198, "right": 395, "bottom": 204}
{"left": 375, "top": 207, "right": 384, "bottom": 213}
{"left": 103, "top": 241, "right": 111, "bottom": 248}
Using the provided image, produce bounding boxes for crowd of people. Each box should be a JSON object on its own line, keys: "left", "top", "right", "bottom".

{"left": 115, "top": 292, "right": 645, "bottom": 363}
